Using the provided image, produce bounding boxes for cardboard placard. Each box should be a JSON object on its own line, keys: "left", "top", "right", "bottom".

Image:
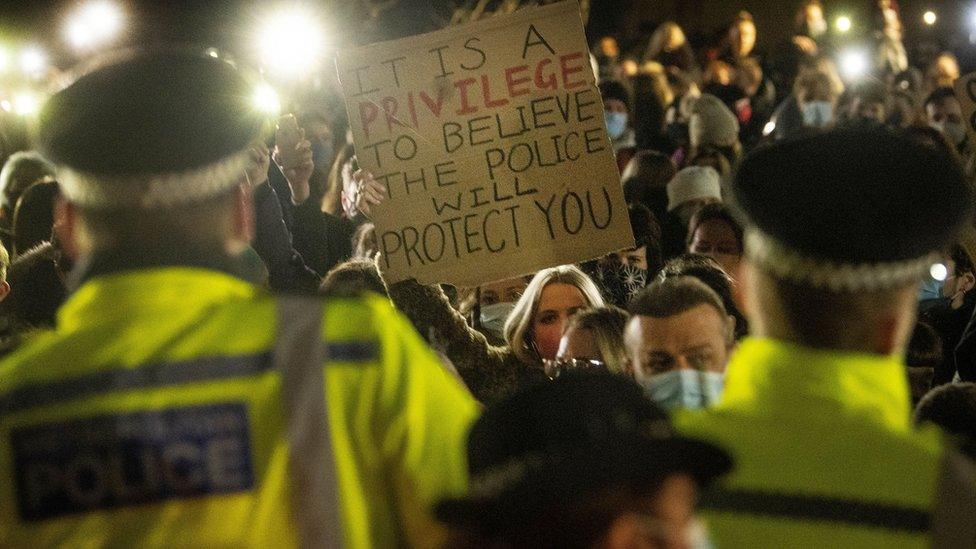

{"left": 336, "top": 1, "right": 634, "bottom": 286}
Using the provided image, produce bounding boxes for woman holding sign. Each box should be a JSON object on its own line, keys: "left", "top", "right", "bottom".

{"left": 357, "top": 167, "right": 606, "bottom": 403}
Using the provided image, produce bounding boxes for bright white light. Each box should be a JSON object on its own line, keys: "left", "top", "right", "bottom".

{"left": 206, "top": 47, "right": 220, "bottom": 59}
{"left": 763, "top": 120, "right": 776, "bottom": 136}
{"left": 253, "top": 83, "right": 281, "bottom": 115}
{"left": 839, "top": 49, "right": 868, "bottom": 79}
{"left": 258, "top": 8, "right": 325, "bottom": 78}
{"left": 0, "top": 100, "right": 10, "bottom": 113}
{"left": 923, "top": 11, "right": 937, "bottom": 25}
{"left": 19, "top": 47, "right": 47, "bottom": 75}
{"left": 12, "top": 92, "right": 39, "bottom": 116}
{"left": 0, "top": 46, "right": 9, "bottom": 72}
{"left": 65, "top": 1, "right": 124, "bottom": 51}
{"left": 835, "top": 16, "right": 852, "bottom": 33}
{"left": 931, "top": 263, "right": 948, "bottom": 282}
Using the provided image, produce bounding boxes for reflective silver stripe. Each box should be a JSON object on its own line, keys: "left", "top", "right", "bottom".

{"left": 0, "top": 352, "right": 274, "bottom": 417}
{"left": 931, "top": 448, "right": 976, "bottom": 548}
{"left": 275, "top": 296, "right": 343, "bottom": 549}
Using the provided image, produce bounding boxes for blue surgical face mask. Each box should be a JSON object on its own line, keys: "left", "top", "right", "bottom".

{"left": 604, "top": 111, "right": 629, "bottom": 140}
{"left": 641, "top": 369, "right": 725, "bottom": 410}
{"left": 480, "top": 302, "right": 516, "bottom": 341}
{"left": 801, "top": 100, "right": 833, "bottom": 128}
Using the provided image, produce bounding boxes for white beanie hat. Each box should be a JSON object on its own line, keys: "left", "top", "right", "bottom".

{"left": 689, "top": 94, "right": 740, "bottom": 149}
{"left": 667, "top": 166, "right": 722, "bottom": 211}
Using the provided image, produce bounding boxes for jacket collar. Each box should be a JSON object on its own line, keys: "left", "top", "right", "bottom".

{"left": 58, "top": 266, "right": 259, "bottom": 332}
{"left": 718, "top": 337, "right": 912, "bottom": 431}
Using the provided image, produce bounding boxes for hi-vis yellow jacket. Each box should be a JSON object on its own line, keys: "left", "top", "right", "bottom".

{"left": 0, "top": 267, "right": 479, "bottom": 548}
{"left": 677, "top": 338, "right": 976, "bottom": 548}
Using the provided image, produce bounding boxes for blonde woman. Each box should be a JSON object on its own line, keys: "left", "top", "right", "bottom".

{"left": 385, "top": 265, "right": 606, "bottom": 403}
{"left": 548, "top": 306, "right": 630, "bottom": 379}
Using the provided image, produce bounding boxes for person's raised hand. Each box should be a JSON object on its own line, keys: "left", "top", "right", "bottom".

{"left": 351, "top": 169, "right": 387, "bottom": 218}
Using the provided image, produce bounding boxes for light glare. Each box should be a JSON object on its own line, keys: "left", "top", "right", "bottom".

{"left": 835, "top": 16, "right": 852, "bottom": 33}
{"left": 258, "top": 8, "right": 325, "bottom": 77}
{"left": 253, "top": 83, "right": 281, "bottom": 115}
{"left": 13, "top": 92, "right": 39, "bottom": 116}
{"left": 65, "top": 1, "right": 124, "bottom": 51}
{"left": 931, "top": 263, "right": 948, "bottom": 282}
{"left": 923, "top": 11, "right": 937, "bottom": 25}
{"left": 839, "top": 49, "right": 868, "bottom": 79}
{"left": 19, "top": 47, "right": 46, "bottom": 75}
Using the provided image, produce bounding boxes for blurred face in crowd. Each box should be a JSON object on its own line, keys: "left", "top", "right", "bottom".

{"left": 935, "top": 55, "right": 961, "bottom": 86}
{"left": 850, "top": 98, "right": 886, "bottom": 124}
{"left": 803, "top": 3, "right": 826, "bottom": 37}
{"left": 605, "top": 98, "right": 628, "bottom": 115}
{"left": 730, "top": 20, "right": 756, "bottom": 58}
{"left": 665, "top": 24, "right": 686, "bottom": 51}
{"left": 626, "top": 305, "right": 732, "bottom": 379}
{"left": 480, "top": 276, "right": 528, "bottom": 307}
{"left": 616, "top": 246, "right": 649, "bottom": 271}
{"left": 533, "top": 283, "right": 588, "bottom": 360}
{"left": 599, "top": 36, "right": 620, "bottom": 58}
{"left": 942, "top": 259, "right": 976, "bottom": 310}
{"left": 689, "top": 219, "right": 742, "bottom": 277}
{"left": 927, "top": 96, "right": 966, "bottom": 146}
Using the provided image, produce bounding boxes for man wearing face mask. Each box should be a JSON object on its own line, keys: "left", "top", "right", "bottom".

{"left": 624, "top": 276, "right": 734, "bottom": 410}
{"left": 795, "top": 65, "right": 838, "bottom": 131}
{"left": 926, "top": 87, "right": 969, "bottom": 157}
{"left": 599, "top": 80, "right": 636, "bottom": 171}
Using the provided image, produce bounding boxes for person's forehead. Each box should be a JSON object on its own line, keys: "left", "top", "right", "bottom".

{"left": 634, "top": 305, "right": 725, "bottom": 348}
{"left": 483, "top": 276, "right": 528, "bottom": 294}
{"left": 539, "top": 283, "right": 586, "bottom": 308}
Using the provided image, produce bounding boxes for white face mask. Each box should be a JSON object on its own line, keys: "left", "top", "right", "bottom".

{"left": 480, "top": 302, "right": 516, "bottom": 340}
{"left": 801, "top": 101, "right": 833, "bottom": 128}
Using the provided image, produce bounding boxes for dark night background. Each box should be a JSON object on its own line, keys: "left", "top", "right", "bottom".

{"left": 0, "top": 0, "right": 974, "bottom": 71}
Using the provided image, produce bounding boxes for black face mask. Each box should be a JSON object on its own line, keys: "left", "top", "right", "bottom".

{"left": 593, "top": 260, "right": 649, "bottom": 308}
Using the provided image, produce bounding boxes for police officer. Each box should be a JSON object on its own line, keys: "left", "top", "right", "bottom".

{"left": 0, "top": 50, "right": 477, "bottom": 547}
{"left": 676, "top": 127, "right": 976, "bottom": 547}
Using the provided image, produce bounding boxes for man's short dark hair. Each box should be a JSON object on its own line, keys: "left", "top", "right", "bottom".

{"left": 924, "top": 86, "right": 958, "bottom": 110}
{"left": 629, "top": 276, "right": 727, "bottom": 320}
{"left": 915, "top": 383, "right": 976, "bottom": 456}
{"left": 950, "top": 245, "right": 974, "bottom": 276}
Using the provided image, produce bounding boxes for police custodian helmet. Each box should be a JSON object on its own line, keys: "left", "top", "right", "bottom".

{"left": 37, "top": 48, "right": 266, "bottom": 210}
{"left": 731, "top": 127, "right": 974, "bottom": 292}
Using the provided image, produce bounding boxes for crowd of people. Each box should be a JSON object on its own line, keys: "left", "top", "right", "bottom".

{"left": 3, "top": 0, "right": 976, "bottom": 547}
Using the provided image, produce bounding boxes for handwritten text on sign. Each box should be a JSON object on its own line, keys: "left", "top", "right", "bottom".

{"left": 337, "top": 1, "right": 634, "bottom": 286}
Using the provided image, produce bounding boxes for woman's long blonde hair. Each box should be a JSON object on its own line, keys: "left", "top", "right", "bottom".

{"left": 503, "top": 265, "right": 605, "bottom": 365}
